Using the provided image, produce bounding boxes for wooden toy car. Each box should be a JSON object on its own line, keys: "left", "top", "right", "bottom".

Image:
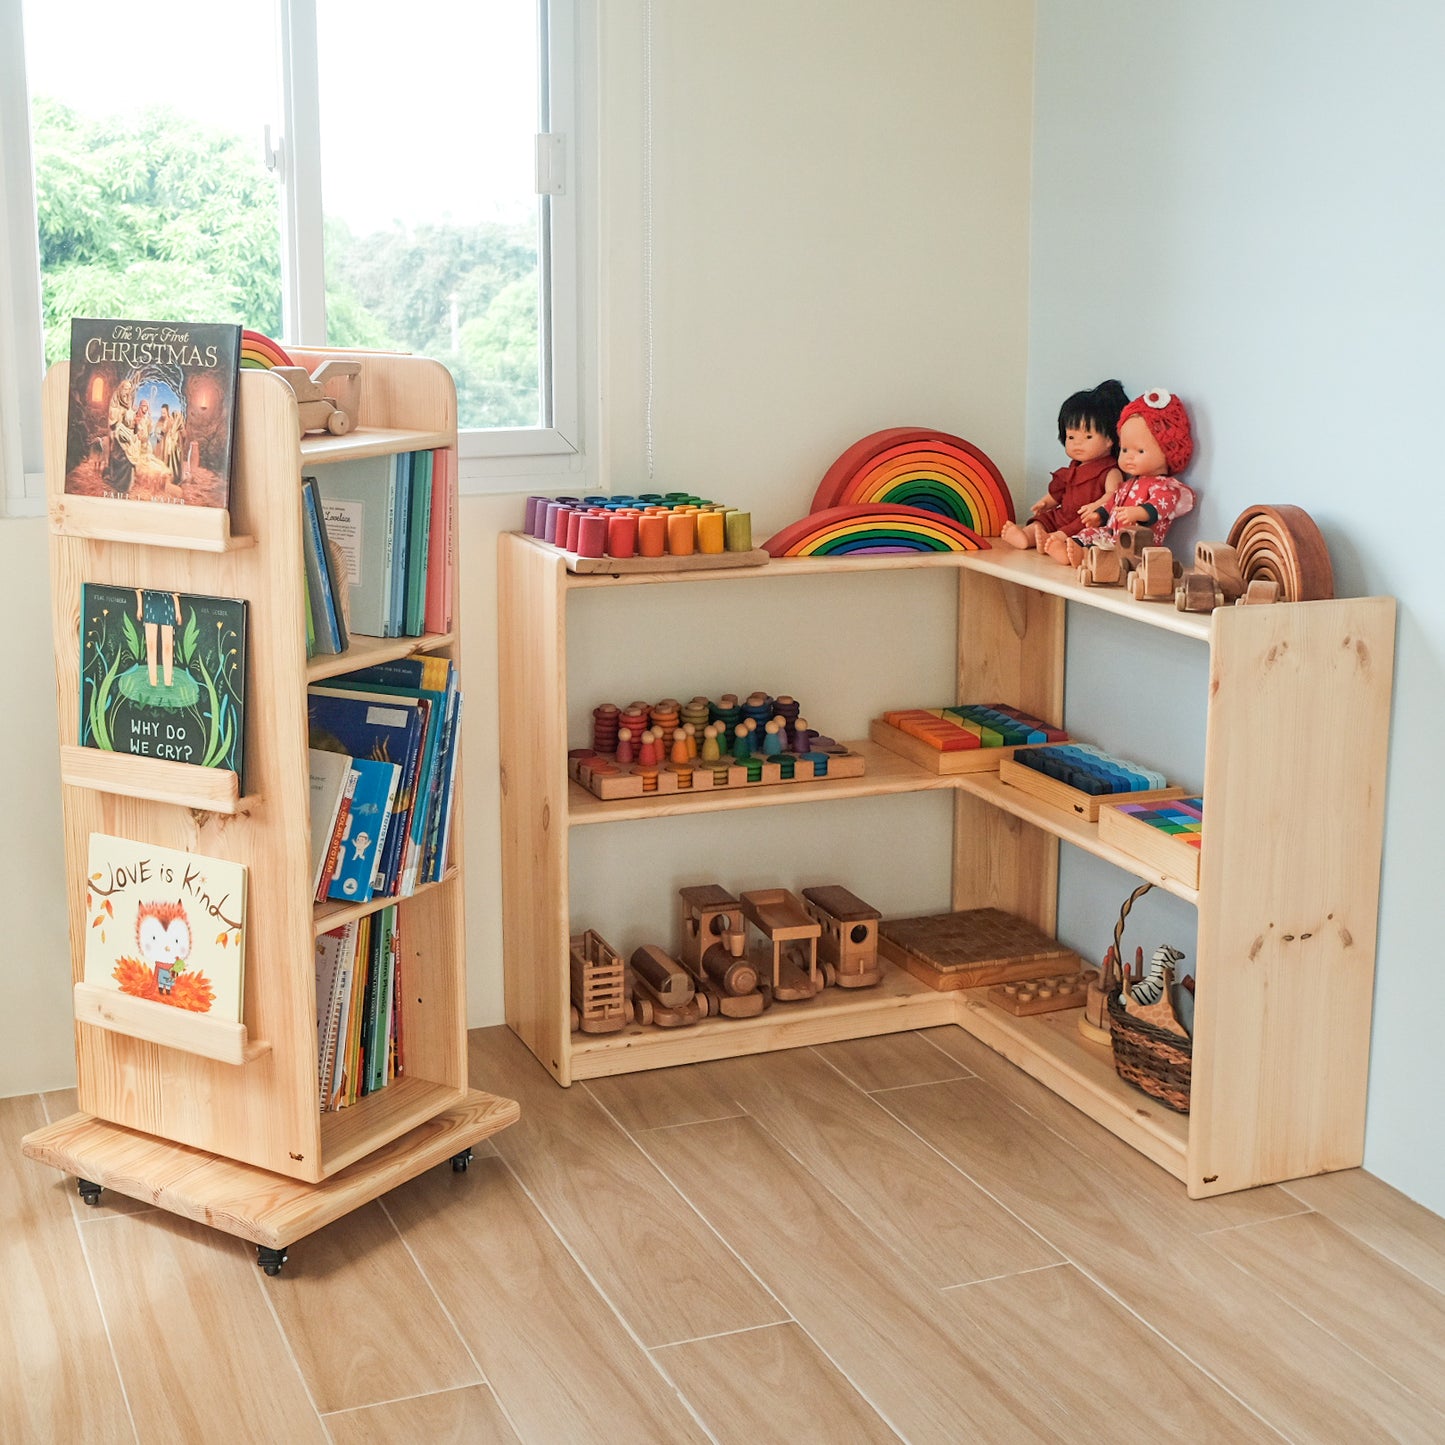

{"left": 802, "top": 885, "right": 882, "bottom": 988}
{"left": 272, "top": 359, "right": 362, "bottom": 436}
{"left": 1127, "top": 547, "right": 1181, "bottom": 602}
{"left": 1077, "top": 545, "right": 1124, "bottom": 588}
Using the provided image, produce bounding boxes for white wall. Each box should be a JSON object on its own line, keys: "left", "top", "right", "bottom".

{"left": 4, "top": 5, "right": 1036, "bottom": 1093}
{"left": 1028, "top": 1, "right": 1445, "bottom": 1213}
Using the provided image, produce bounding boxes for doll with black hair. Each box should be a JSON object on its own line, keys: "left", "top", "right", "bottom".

{"left": 1001, "top": 379, "right": 1128, "bottom": 550}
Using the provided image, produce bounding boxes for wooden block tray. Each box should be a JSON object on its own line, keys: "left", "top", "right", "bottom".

{"left": 997, "top": 756, "right": 1186, "bottom": 823}
{"left": 877, "top": 908, "right": 1080, "bottom": 992}
{"left": 569, "top": 745, "right": 865, "bottom": 801}
{"left": 1097, "top": 795, "right": 1204, "bottom": 888}
{"left": 869, "top": 718, "right": 1051, "bottom": 775}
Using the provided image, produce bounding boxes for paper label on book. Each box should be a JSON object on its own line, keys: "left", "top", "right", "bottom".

{"left": 321, "top": 500, "right": 363, "bottom": 585}
{"left": 365, "top": 705, "right": 410, "bottom": 727}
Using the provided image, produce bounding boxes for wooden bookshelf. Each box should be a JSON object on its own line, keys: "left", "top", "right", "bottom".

{"left": 25, "top": 353, "right": 517, "bottom": 1265}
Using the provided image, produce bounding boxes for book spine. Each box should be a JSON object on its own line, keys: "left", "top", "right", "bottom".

{"left": 301, "top": 478, "right": 343, "bottom": 653}
{"left": 369, "top": 765, "right": 400, "bottom": 896}
{"left": 310, "top": 478, "right": 349, "bottom": 651}
{"left": 318, "top": 768, "right": 357, "bottom": 903}
{"left": 424, "top": 448, "right": 453, "bottom": 634}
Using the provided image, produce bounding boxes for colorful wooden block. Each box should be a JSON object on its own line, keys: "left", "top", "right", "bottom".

{"left": 1097, "top": 795, "right": 1205, "bottom": 889}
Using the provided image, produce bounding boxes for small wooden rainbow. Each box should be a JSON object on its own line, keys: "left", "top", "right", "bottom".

{"left": 811, "top": 427, "right": 1014, "bottom": 536}
{"left": 240, "top": 329, "right": 296, "bottom": 370}
{"left": 764, "top": 503, "right": 988, "bottom": 557}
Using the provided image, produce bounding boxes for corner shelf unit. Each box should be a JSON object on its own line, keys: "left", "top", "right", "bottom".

{"left": 498, "top": 533, "right": 1395, "bottom": 1198}
{"left": 25, "top": 353, "right": 517, "bottom": 1250}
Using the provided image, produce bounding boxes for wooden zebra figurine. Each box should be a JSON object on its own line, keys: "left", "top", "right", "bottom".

{"left": 1123, "top": 943, "right": 1190, "bottom": 1038}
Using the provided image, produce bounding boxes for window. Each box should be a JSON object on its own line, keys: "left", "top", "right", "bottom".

{"left": 1, "top": 0, "right": 583, "bottom": 513}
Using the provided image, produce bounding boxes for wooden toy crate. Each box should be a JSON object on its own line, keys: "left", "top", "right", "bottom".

{"left": 997, "top": 756, "right": 1186, "bottom": 823}
{"left": 1097, "top": 796, "right": 1204, "bottom": 889}
{"left": 569, "top": 746, "right": 865, "bottom": 802}
{"left": 868, "top": 705, "right": 1066, "bottom": 775}
{"left": 877, "top": 908, "right": 1080, "bottom": 992}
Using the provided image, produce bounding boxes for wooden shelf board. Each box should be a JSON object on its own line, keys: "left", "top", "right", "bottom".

{"left": 567, "top": 739, "right": 956, "bottom": 825}
{"left": 313, "top": 869, "right": 460, "bottom": 935}
{"left": 300, "top": 426, "right": 453, "bottom": 465}
{"left": 22, "top": 1087, "right": 519, "bottom": 1249}
{"left": 954, "top": 771, "right": 1201, "bottom": 904}
{"left": 568, "top": 966, "right": 958, "bottom": 1078}
{"left": 951, "top": 989, "right": 1189, "bottom": 1180}
{"left": 306, "top": 631, "right": 456, "bottom": 683}
{"left": 59, "top": 744, "right": 251, "bottom": 815}
{"left": 318, "top": 1074, "right": 473, "bottom": 1177}
{"left": 49, "top": 492, "right": 254, "bottom": 552}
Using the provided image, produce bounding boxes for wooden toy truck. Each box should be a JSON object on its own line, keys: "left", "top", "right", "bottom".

{"left": 740, "top": 888, "right": 826, "bottom": 1002}
{"left": 272, "top": 359, "right": 362, "bottom": 436}
{"left": 569, "top": 929, "right": 631, "bottom": 1033}
{"left": 801, "top": 885, "right": 882, "bottom": 988}
{"left": 678, "top": 884, "right": 766, "bottom": 1017}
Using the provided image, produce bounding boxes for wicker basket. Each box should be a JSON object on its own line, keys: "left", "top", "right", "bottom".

{"left": 1104, "top": 883, "right": 1192, "bottom": 1114}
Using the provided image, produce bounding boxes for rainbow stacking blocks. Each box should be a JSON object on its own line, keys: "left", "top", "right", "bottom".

{"left": 998, "top": 744, "right": 1187, "bottom": 823}
{"left": 1098, "top": 796, "right": 1205, "bottom": 889}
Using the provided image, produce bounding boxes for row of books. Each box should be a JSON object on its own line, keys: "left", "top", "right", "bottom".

{"left": 303, "top": 449, "right": 455, "bottom": 650}
{"left": 307, "top": 656, "right": 463, "bottom": 903}
{"left": 314, "top": 908, "right": 402, "bottom": 1111}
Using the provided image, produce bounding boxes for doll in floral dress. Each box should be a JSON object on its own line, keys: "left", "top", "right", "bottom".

{"left": 1001, "top": 379, "right": 1127, "bottom": 550}
{"left": 1043, "top": 388, "right": 1195, "bottom": 566}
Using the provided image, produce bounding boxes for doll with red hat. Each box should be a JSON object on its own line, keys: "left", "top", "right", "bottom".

{"left": 1043, "top": 387, "right": 1196, "bottom": 566}
{"left": 1001, "top": 379, "right": 1128, "bottom": 550}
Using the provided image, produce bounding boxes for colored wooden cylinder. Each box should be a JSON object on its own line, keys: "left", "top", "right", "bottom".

{"left": 638, "top": 514, "right": 667, "bottom": 557}
{"left": 577, "top": 513, "right": 608, "bottom": 557}
{"left": 696, "top": 510, "right": 725, "bottom": 553}
{"left": 607, "top": 513, "right": 638, "bottom": 558}
{"left": 564, "top": 508, "right": 584, "bottom": 552}
{"left": 725, "top": 510, "right": 752, "bottom": 551}
{"left": 667, "top": 511, "right": 696, "bottom": 556}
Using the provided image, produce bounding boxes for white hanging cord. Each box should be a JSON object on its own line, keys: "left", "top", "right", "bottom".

{"left": 642, "top": 0, "right": 656, "bottom": 479}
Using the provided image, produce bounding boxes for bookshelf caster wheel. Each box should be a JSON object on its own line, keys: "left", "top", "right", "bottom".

{"left": 450, "top": 1148, "right": 473, "bottom": 1174}
{"left": 76, "top": 1178, "right": 103, "bottom": 1207}
{"left": 256, "top": 1245, "right": 289, "bottom": 1277}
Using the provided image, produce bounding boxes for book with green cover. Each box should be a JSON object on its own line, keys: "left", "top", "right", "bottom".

{"left": 309, "top": 454, "right": 399, "bottom": 638}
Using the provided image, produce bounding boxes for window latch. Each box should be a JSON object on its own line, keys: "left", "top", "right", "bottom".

{"left": 535, "top": 133, "right": 566, "bottom": 196}
{"left": 263, "top": 124, "right": 286, "bottom": 180}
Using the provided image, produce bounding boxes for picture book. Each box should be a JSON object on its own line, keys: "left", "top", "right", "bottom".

{"left": 424, "top": 447, "right": 454, "bottom": 634}
{"left": 309, "top": 747, "right": 354, "bottom": 900}
{"left": 80, "top": 583, "right": 248, "bottom": 786}
{"left": 301, "top": 477, "right": 347, "bottom": 655}
{"left": 405, "top": 450, "right": 434, "bottom": 637}
{"left": 327, "top": 756, "right": 400, "bottom": 904}
{"left": 63, "top": 318, "right": 242, "bottom": 509}
{"left": 389, "top": 451, "right": 413, "bottom": 638}
{"left": 315, "top": 921, "right": 358, "bottom": 1109}
{"left": 308, "top": 454, "right": 399, "bottom": 637}
{"left": 84, "top": 833, "right": 247, "bottom": 1020}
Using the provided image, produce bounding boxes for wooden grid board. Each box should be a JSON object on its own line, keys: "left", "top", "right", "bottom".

{"left": 878, "top": 908, "right": 1081, "bottom": 992}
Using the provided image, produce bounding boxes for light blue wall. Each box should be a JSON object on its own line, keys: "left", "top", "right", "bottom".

{"left": 1029, "top": 1, "right": 1445, "bottom": 1212}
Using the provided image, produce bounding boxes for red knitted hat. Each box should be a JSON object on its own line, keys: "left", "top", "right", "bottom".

{"left": 1119, "top": 388, "right": 1193, "bottom": 474}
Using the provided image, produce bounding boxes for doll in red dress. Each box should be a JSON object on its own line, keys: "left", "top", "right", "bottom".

{"left": 1001, "top": 379, "right": 1128, "bottom": 550}
{"left": 1043, "top": 388, "right": 1195, "bottom": 566}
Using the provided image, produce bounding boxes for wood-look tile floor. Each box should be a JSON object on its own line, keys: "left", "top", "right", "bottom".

{"left": 6, "top": 1025, "right": 1445, "bottom": 1444}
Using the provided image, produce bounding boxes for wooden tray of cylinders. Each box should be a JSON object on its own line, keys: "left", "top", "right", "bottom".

{"left": 877, "top": 908, "right": 1081, "bottom": 992}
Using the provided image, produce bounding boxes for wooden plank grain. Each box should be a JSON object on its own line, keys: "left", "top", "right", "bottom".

{"left": 384, "top": 1157, "right": 711, "bottom": 1445}
{"left": 324, "top": 1386, "right": 519, "bottom": 1445}
{"left": 879, "top": 1078, "right": 1445, "bottom": 1445}
{"left": 1, "top": 1096, "right": 133, "bottom": 1445}
{"left": 470, "top": 1026, "right": 785, "bottom": 1345}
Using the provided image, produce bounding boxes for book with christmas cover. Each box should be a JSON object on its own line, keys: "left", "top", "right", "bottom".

{"left": 83, "top": 833, "right": 247, "bottom": 1020}
{"left": 62, "top": 317, "right": 242, "bottom": 509}
{"left": 79, "top": 583, "right": 248, "bottom": 787}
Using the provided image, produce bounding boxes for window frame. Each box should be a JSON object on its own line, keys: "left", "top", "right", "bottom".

{"left": 0, "top": 0, "right": 590, "bottom": 516}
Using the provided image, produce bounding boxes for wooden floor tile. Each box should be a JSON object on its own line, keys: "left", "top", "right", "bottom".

{"left": 585, "top": 1063, "right": 747, "bottom": 1133}
{"left": 2, "top": 1095, "right": 134, "bottom": 1445}
{"left": 1208, "top": 1211, "right": 1445, "bottom": 1411}
{"left": 469, "top": 1026, "right": 785, "bottom": 1345}
{"left": 325, "top": 1385, "right": 519, "bottom": 1444}
{"left": 944, "top": 1263, "right": 1278, "bottom": 1442}
{"left": 1282, "top": 1168, "right": 1445, "bottom": 1294}
{"left": 697, "top": 1048, "right": 1058, "bottom": 1286}
{"left": 880, "top": 1078, "right": 1445, "bottom": 1444}
{"left": 644, "top": 1114, "right": 1065, "bottom": 1442}
{"left": 384, "top": 1154, "right": 712, "bottom": 1444}
{"left": 810, "top": 1030, "right": 975, "bottom": 1092}
{"left": 919, "top": 1025, "right": 1299, "bottom": 1232}
{"left": 653, "top": 1323, "right": 897, "bottom": 1444}
{"left": 83, "top": 1211, "right": 326, "bottom": 1442}
{"left": 262, "top": 1200, "right": 480, "bottom": 1412}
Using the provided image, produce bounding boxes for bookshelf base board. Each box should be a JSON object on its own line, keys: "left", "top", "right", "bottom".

{"left": 21, "top": 1087, "right": 519, "bottom": 1250}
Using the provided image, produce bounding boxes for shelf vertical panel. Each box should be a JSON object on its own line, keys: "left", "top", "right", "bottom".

{"left": 46, "top": 365, "right": 325, "bottom": 1181}
{"left": 498, "top": 534, "right": 573, "bottom": 1083}
{"left": 953, "top": 567, "right": 1065, "bottom": 929}
{"left": 1190, "top": 596, "right": 1396, "bottom": 1197}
